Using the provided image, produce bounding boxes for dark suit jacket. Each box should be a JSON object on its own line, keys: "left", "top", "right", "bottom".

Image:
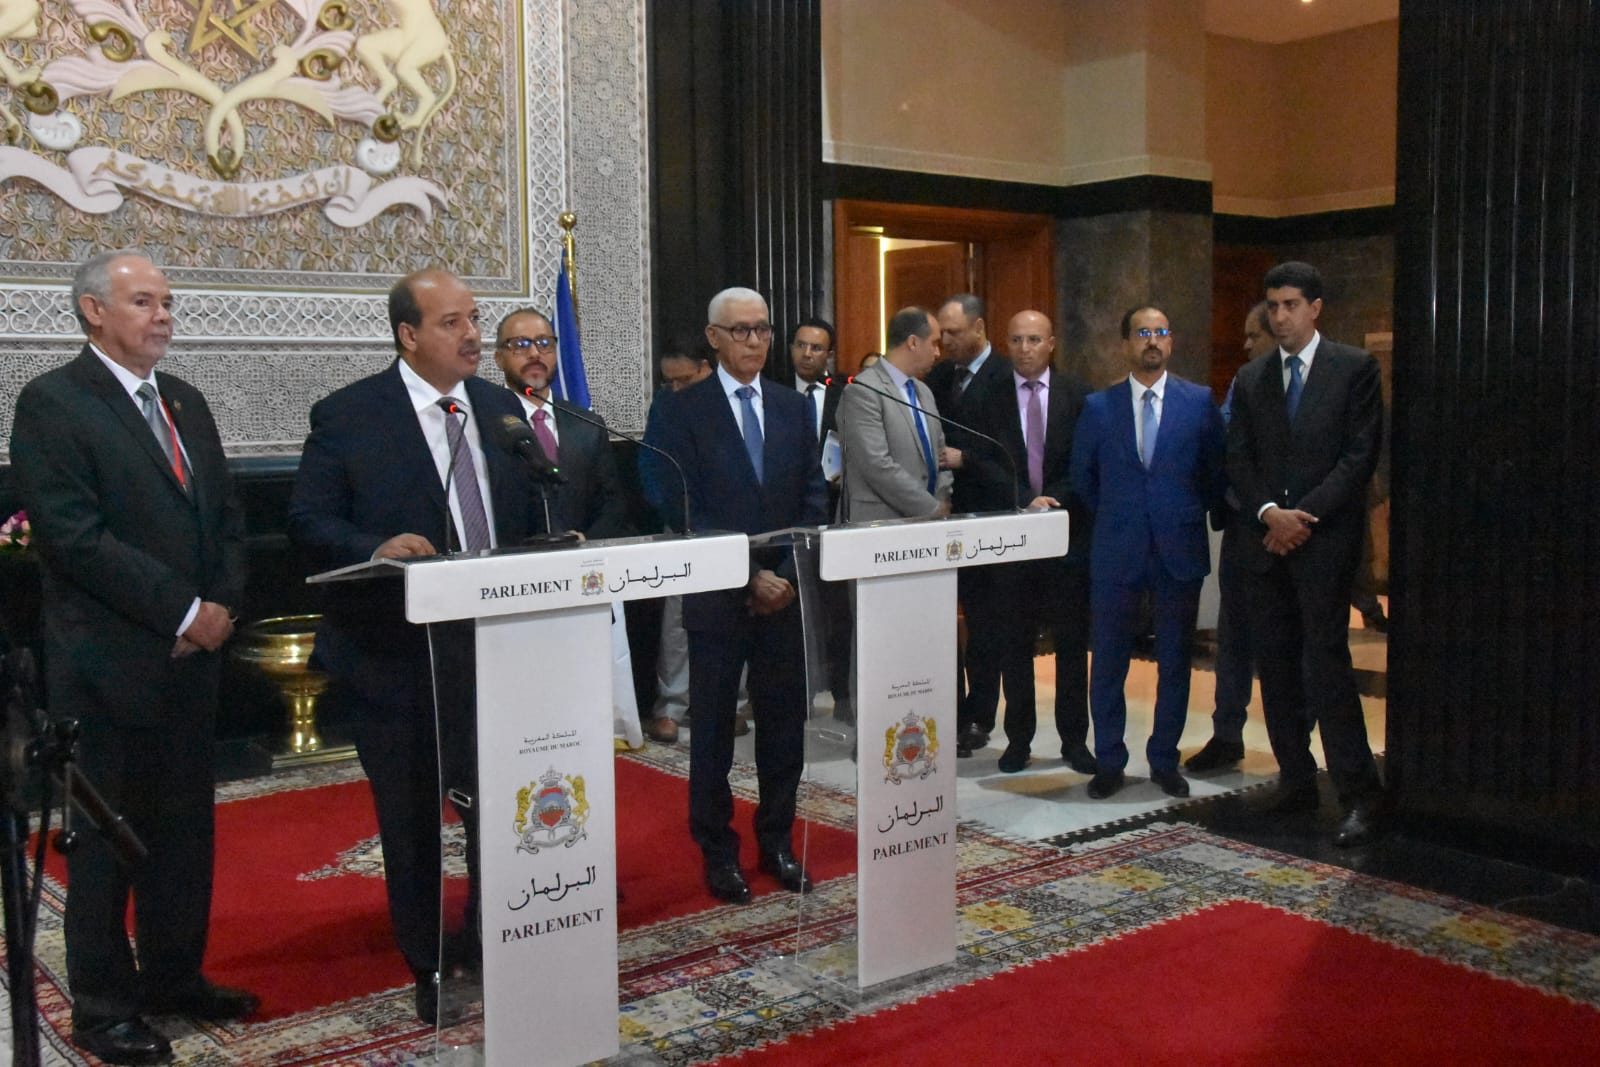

{"left": 641, "top": 371, "right": 829, "bottom": 631}
{"left": 9, "top": 347, "right": 246, "bottom": 726}
{"left": 927, "top": 350, "right": 1014, "bottom": 513}
{"left": 1070, "top": 374, "right": 1226, "bottom": 584}
{"left": 288, "top": 362, "right": 544, "bottom": 707}
{"left": 966, "top": 367, "right": 1093, "bottom": 564}
{"left": 1225, "top": 339, "right": 1383, "bottom": 576}
{"left": 538, "top": 396, "right": 631, "bottom": 540}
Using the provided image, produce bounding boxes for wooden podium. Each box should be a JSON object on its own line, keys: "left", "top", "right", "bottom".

{"left": 817, "top": 509, "right": 1069, "bottom": 987}
{"left": 312, "top": 531, "right": 748, "bottom": 1066}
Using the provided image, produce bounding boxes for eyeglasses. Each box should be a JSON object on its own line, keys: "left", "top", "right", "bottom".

{"left": 1134, "top": 328, "right": 1172, "bottom": 339}
{"left": 712, "top": 322, "right": 773, "bottom": 342}
{"left": 498, "top": 335, "right": 557, "bottom": 351}
{"left": 792, "top": 341, "right": 829, "bottom": 355}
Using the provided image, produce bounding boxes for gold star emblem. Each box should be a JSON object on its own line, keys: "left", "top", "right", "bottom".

{"left": 179, "top": 0, "right": 283, "bottom": 60}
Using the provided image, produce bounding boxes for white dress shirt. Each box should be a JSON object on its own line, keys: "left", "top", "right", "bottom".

{"left": 718, "top": 363, "right": 765, "bottom": 437}
{"left": 398, "top": 358, "right": 499, "bottom": 549}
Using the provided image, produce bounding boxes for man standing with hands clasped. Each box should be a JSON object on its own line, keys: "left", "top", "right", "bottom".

{"left": 1226, "top": 262, "right": 1385, "bottom": 846}
{"left": 10, "top": 250, "right": 256, "bottom": 1065}
{"left": 641, "top": 287, "right": 829, "bottom": 905}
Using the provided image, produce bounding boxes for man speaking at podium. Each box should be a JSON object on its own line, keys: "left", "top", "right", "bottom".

{"left": 289, "top": 268, "right": 545, "bottom": 1023}
{"left": 642, "top": 286, "right": 829, "bottom": 905}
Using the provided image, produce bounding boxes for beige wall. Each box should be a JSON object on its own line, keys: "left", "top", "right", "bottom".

{"left": 821, "top": 0, "right": 1210, "bottom": 186}
{"left": 824, "top": 2, "right": 1396, "bottom": 216}
{"left": 1208, "top": 20, "right": 1398, "bottom": 215}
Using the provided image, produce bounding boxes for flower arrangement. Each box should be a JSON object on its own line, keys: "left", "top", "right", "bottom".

{"left": 0, "top": 510, "right": 28, "bottom": 552}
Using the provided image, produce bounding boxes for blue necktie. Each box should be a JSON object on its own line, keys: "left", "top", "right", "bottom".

{"left": 1284, "top": 355, "right": 1305, "bottom": 423}
{"left": 1140, "top": 389, "right": 1158, "bottom": 470}
{"left": 736, "top": 385, "right": 764, "bottom": 483}
{"left": 805, "top": 382, "right": 820, "bottom": 436}
{"left": 905, "top": 379, "right": 937, "bottom": 494}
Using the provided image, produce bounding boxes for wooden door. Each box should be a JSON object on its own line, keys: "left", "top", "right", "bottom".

{"left": 833, "top": 200, "right": 1054, "bottom": 377}
{"left": 885, "top": 244, "right": 967, "bottom": 327}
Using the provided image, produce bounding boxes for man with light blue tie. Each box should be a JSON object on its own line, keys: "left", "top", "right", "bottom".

{"left": 835, "top": 307, "right": 953, "bottom": 522}
{"left": 1070, "top": 305, "right": 1226, "bottom": 800}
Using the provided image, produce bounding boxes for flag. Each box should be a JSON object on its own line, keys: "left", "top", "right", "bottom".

{"left": 552, "top": 246, "right": 592, "bottom": 409}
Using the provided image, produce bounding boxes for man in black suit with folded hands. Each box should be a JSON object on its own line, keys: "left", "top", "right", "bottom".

{"left": 642, "top": 286, "right": 830, "bottom": 904}
{"left": 10, "top": 250, "right": 257, "bottom": 1065}
{"left": 926, "top": 294, "right": 1016, "bottom": 756}
{"left": 962, "top": 310, "right": 1098, "bottom": 776}
{"left": 289, "top": 269, "right": 548, "bottom": 1023}
{"left": 1226, "top": 261, "right": 1385, "bottom": 846}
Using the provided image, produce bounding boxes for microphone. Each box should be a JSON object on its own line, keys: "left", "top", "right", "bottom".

{"left": 485, "top": 413, "right": 568, "bottom": 485}
{"left": 511, "top": 384, "right": 695, "bottom": 536}
{"left": 826, "top": 374, "right": 1022, "bottom": 511}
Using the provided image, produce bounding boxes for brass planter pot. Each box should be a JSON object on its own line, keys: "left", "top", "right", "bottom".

{"left": 232, "top": 614, "right": 354, "bottom": 768}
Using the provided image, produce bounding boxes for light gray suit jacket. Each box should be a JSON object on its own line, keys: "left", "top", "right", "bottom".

{"left": 836, "top": 359, "right": 953, "bottom": 521}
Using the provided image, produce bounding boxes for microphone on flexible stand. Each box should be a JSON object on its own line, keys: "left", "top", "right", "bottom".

{"left": 485, "top": 413, "right": 568, "bottom": 485}
{"left": 825, "top": 374, "right": 1023, "bottom": 511}
{"left": 510, "top": 384, "right": 695, "bottom": 536}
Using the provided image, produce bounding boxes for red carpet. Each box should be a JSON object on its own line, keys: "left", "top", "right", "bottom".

{"left": 37, "top": 755, "right": 856, "bottom": 1021}
{"left": 714, "top": 900, "right": 1600, "bottom": 1066}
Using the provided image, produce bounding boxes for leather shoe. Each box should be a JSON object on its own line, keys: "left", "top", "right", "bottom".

{"left": 414, "top": 972, "right": 439, "bottom": 1026}
{"left": 1249, "top": 781, "right": 1321, "bottom": 814}
{"left": 1184, "top": 737, "right": 1245, "bottom": 774}
{"left": 1333, "top": 803, "right": 1383, "bottom": 847}
{"left": 1060, "top": 743, "right": 1098, "bottom": 775}
{"left": 645, "top": 715, "right": 679, "bottom": 743}
{"left": 72, "top": 1017, "right": 173, "bottom": 1065}
{"left": 1087, "top": 770, "right": 1125, "bottom": 799}
{"left": 143, "top": 979, "right": 259, "bottom": 1021}
{"left": 1150, "top": 768, "right": 1191, "bottom": 798}
{"left": 705, "top": 863, "right": 753, "bottom": 904}
{"left": 997, "top": 746, "right": 1030, "bottom": 773}
{"left": 759, "top": 850, "right": 814, "bottom": 893}
{"left": 956, "top": 723, "right": 989, "bottom": 753}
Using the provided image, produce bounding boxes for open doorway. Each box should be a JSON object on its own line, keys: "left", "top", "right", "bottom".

{"left": 832, "top": 200, "right": 1054, "bottom": 375}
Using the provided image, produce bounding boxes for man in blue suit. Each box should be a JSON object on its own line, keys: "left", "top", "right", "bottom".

{"left": 1070, "top": 305, "right": 1225, "bottom": 800}
{"left": 642, "top": 287, "right": 830, "bottom": 904}
{"left": 289, "top": 269, "right": 547, "bottom": 1023}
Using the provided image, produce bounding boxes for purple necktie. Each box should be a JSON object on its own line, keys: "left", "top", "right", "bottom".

{"left": 1024, "top": 380, "right": 1045, "bottom": 498}
{"left": 532, "top": 407, "right": 560, "bottom": 463}
{"left": 436, "top": 398, "right": 491, "bottom": 551}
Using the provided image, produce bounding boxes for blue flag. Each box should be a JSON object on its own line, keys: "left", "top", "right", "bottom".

{"left": 552, "top": 247, "right": 591, "bottom": 409}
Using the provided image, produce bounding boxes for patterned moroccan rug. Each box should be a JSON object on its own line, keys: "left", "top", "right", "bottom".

{"left": 3, "top": 745, "right": 1598, "bottom": 1065}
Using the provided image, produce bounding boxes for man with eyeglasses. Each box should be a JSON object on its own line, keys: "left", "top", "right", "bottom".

{"left": 493, "top": 307, "right": 630, "bottom": 542}
{"left": 642, "top": 287, "right": 829, "bottom": 905}
{"left": 289, "top": 269, "right": 549, "bottom": 1024}
{"left": 1069, "top": 305, "right": 1225, "bottom": 801}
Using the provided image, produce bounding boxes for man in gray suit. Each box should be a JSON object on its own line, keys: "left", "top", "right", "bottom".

{"left": 836, "top": 307, "right": 953, "bottom": 521}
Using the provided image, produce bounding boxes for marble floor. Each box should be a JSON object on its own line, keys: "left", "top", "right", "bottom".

{"left": 722, "top": 608, "right": 1390, "bottom": 844}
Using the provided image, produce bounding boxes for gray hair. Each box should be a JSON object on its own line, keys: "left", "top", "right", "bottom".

{"left": 71, "top": 249, "right": 149, "bottom": 332}
{"left": 706, "top": 286, "right": 767, "bottom": 325}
